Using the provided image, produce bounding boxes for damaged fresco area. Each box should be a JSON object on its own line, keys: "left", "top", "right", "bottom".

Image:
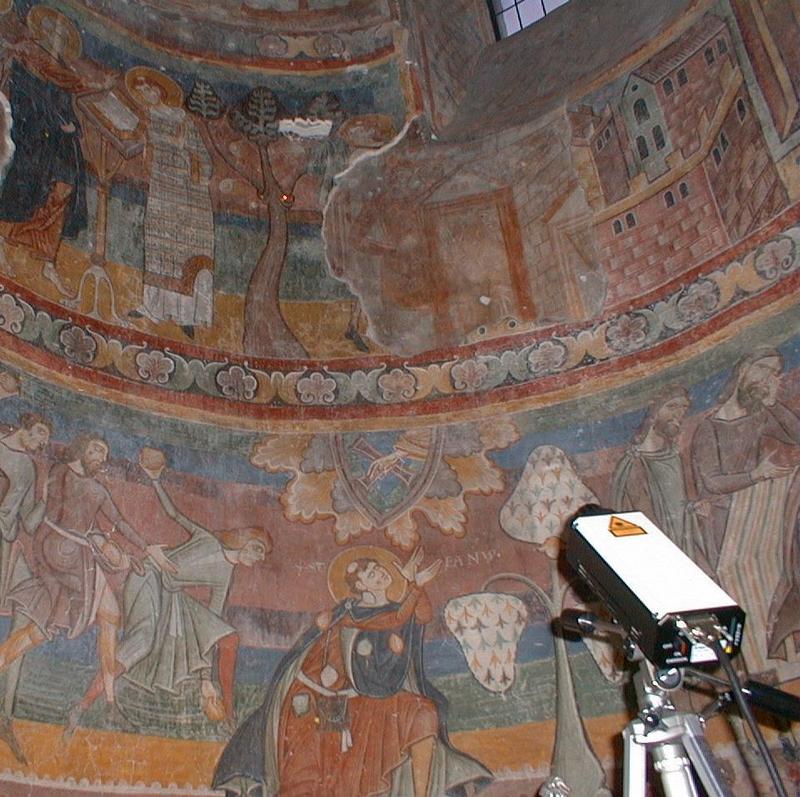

{"left": 0, "top": 0, "right": 795, "bottom": 796}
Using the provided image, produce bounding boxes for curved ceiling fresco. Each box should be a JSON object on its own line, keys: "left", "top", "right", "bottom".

{"left": 6, "top": 0, "right": 797, "bottom": 430}
{"left": 70, "top": 0, "right": 401, "bottom": 71}
{"left": 0, "top": 0, "right": 799, "bottom": 795}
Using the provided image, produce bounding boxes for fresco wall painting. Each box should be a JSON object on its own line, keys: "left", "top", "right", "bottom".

{"left": 0, "top": 1, "right": 795, "bottom": 795}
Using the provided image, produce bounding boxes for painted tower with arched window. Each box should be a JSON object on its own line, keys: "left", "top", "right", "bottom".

{"left": 620, "top": 74, "right": 672, "bottom": 181}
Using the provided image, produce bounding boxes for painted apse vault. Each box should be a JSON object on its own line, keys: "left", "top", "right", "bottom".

{"left": 0, "top": 0, "right": 795, "bottom": 795}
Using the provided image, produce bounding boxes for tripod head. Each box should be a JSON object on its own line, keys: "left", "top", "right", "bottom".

{"left": 562, "top": 606, "right": 800, "bottom": 720}
{"left": 560, "top": 589, "right": 792, "bottom": 794}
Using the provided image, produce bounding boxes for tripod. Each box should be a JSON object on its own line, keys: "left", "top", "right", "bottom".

{"left": 560, "top": 608, "right": 790, "bottom": 796}
{"left": 623, "top": 659, "right": 733, "bottom": 797}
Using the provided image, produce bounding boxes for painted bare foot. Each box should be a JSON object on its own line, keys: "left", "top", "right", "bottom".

{"left": 0, "top": 716, "right": 26, "bottom": 764}
{"left": 62, "top": 703, "right": 84, "bottom": 742}
{"left": 201, "top": 678, "right": 225, "bottom": 722}
{"left": 42, "top": 261, "right": 71, "bottom": 296}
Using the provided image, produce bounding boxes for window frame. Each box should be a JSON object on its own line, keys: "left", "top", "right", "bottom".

{"left": 487, "top": 0, "right": 571, "bottom": 39}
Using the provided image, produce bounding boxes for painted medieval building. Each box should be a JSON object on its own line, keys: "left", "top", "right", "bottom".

{"left": 0, "top": 1, "right": 792, "bottom": 796}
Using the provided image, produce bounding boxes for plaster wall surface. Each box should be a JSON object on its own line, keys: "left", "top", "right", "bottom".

{"left": 0, "top": 1, "right": 796, "bottom": 795}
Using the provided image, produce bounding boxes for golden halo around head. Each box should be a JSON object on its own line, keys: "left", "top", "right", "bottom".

{"left": 27, "top": 6, "right": 82, "bottom": 61}
{"left": 328, "top": 546, "right": 407, "bottom": 604}
{"left": 125, "top": 66, "right": 183, "bottom": 109}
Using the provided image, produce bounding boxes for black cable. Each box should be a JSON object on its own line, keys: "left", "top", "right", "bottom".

{"left": 710, "top": 638, "right": 788, "bottom": 797}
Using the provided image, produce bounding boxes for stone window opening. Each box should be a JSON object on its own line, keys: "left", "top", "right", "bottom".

{"left": 633, "top": 98, "right": 650, "bottom": 124}
{"left": 613, "top": 219, "right": 623, "bottom": 235}
{"left": 718, "top": 37, "right": 728, "bottom": 55}
{"left": 663, "top": 78, "right": 674, "bottom": 96}
{"left": 653, "top": 125, "right": 666, "bottom": 150}
{"left": 664, "top": 191, "right": 675, "bottom": 208}
{"left": 720, "top": 130, "right": 729, "bottom": 152}
{"left": 604, "top": 127, "right": 611, "bottom": 141}
{"left": 488, "top": 0, "right": 571, "bottom": 38}
{"left": 596, "top": 137, "right": 604, "bottom": 151}
{"left": 713, "top": 146, "right": 722, "bottom": 166}
{"left": 626, "top": 212, "right": 637, "bottom": 228}
{"left": 737, "top": 98, "right": 747, "bottom": 122}
{"left": 636, "top": 135, "right": 650, "bottom": 160}
{"left": 704, "top": 46, "right": 715, "bottom": 66}
{"left": 677, "top": 68, "right": 688, "bottom": 86}
{"left": 679, "top": 182, "right": 690, "bottom": 198}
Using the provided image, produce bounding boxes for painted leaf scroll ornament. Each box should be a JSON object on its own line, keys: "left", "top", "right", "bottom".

{"left": 444, "top": 592, "right": 527, "bottom": 694}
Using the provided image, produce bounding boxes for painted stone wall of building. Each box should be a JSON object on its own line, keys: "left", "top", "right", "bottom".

{"left": 0, "top": 0, "right": 795, "bottom": 795}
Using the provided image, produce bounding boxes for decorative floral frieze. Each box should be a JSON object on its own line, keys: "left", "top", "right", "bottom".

{"left": 296, "top": 371, "right": 337, "bottom": 404}
{"left": 0, "top": 293, "right": 24, "bottom": 334}
{"left": 59, "top": 325, "right": 97, "bottom": 365}
{"left": 135, "top": 350, "right": 175, "bottom": 385}
{"left": 0, "top": 219, "right": 797, "bottom": 415}
{"left": 217, "top": 364, "right": 258, "bottom": 401}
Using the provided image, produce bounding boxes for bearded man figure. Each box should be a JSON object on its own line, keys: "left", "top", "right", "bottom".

{"left": 691, "top": 348, "right": 800, "bottom": 680}
{"left": 611, "top": 386, "right": 692, "bottom": 550}
{"left": 65, "top": 447, "right": 272, "bottom": 737}
{"left": 0, "top": 435, "right": 174, "bottom": 736}
{"left": 0, "top": 412, "right": 50, "bottom": 762}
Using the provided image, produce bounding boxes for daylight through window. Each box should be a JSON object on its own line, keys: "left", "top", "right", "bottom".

{"left": 489, "top": 0, "right": 571, "bottom": 38}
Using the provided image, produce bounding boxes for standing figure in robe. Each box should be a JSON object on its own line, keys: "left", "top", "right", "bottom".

{"left": 213, "top": 546, "right": 492, "bottom": 797}
{"left": 0, "top": 435, "right": 175, "bottom": 750}
{"left": 611, "top": 386, "right": 692, "bottom": 550}
{"left": 691, "top": 348, "right": 800, "bottom": 680}
{"left": 0, "top": 412, "right": 50, "bottom": 763}
{"left": 0, "top": 6, "right": 97, "bottom": 295}
{"left": 65, "top": 447, "right": 272, "bottom": 735}
{"left": 125, "top": 66, "right": 215, "bottom": 339}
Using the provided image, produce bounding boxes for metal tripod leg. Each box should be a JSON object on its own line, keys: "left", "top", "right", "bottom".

{"left": 623, "top": 713, "right": 733, "bottom": 797}
{"left": 679, "top": 714, "right": 734, "bottom": 797}
{"left": 622, "top": 720, "right": 649, "bottom": 797}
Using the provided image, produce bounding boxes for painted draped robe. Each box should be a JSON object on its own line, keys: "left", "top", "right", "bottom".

{"left": 117, "top": 517, "right": 235, "bottom": 693}
{"left": 611, "top": 445, "right": 690, "bottom": 550}
{"left": 691, "top": 403, "right": 800, "bottom": 678}
{"left": 140, "top": 104, "right": 214, "bottom": 328}
{"left": 0, "top": 45, "right": 88, "bottom": 261}
{"left": 213, "top": 586, "right": 491, "bottom": 797}
{"left": 9, "top": 463, "right": 147, "bottom": 639}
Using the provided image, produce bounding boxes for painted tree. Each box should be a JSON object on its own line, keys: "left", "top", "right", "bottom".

{"left": 186, "top": 79, "right": 308, "bottom": 358}
{"left": 499, "top": 445, "right": 614, "bottom": 797}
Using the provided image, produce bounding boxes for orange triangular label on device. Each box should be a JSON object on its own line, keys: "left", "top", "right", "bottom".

{"left": 609, "top": 516, "right": 646, "bottom": 537}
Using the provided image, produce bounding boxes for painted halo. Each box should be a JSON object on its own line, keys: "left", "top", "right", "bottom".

{"left": 27, "top": 5, "right": 82, "bottom": 61}
{"left": 327, "top": 545, "right": 407, "bottom": 603}
{"left": 125, "top": 66, "right": 184, "bottom": 109}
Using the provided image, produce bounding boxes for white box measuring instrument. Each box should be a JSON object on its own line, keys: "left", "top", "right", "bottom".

{"left": 566, "top": 509, "right": 745, "bottom": 667}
